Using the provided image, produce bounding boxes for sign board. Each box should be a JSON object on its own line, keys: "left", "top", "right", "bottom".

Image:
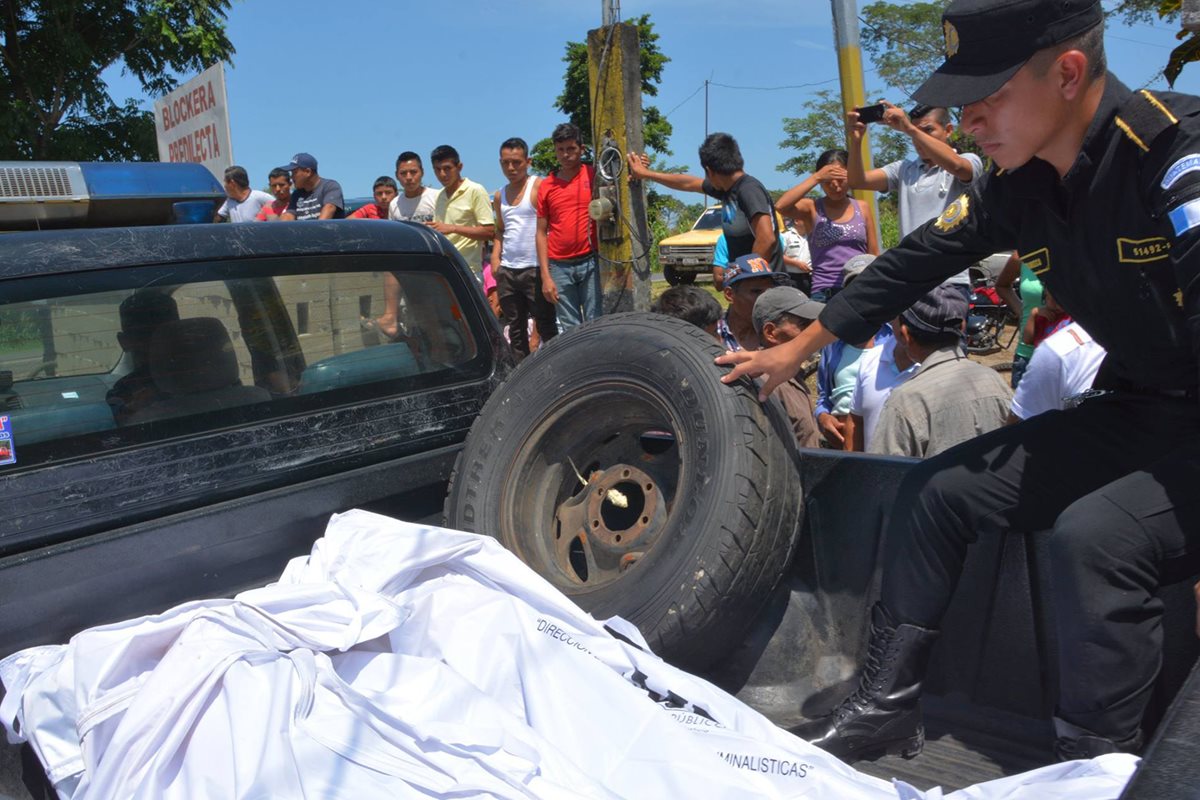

{"left": 153, "top": 63, "right": 233, "bottom": 181}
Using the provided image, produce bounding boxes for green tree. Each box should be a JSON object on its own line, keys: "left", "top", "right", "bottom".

{"left": 0, "top": 0, "right": 235, "bottom": 161}
{"left": 531, "top": 14, "right": 672, "bottom": 176}
{"left": 778, "top": 89, "right": 911, "bottom": 176}
{"left": 859, "top": 1, "right": 949, "bottom": 98}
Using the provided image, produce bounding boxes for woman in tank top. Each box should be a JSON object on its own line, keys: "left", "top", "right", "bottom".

{"left": 775, "top": 148, "right": 879, "bottom": 302}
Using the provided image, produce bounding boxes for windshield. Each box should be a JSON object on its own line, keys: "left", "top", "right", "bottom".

{"left": 691, "top": 207, "right": 723, "bottom": 231}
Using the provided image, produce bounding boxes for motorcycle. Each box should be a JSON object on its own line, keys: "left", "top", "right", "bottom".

{"left": 966, "top": 260, "right": 1019, "bottom": 354}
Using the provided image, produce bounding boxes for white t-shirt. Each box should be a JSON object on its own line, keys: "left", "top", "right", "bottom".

{"left": 218, "top": 190, "right": 274, "bottom": 223}
{"left": 388, "top": 186, "right": 438, "bottom": 221}
{"left": 882, "top": 154, "right": 983, "bottom": 286}
{"left": 851, "top": 337, "right": 921, "bottom": 450}
{"left": 781, "top": 228, "right": 810, "bottom": 276}
{"left": 1010, "top": 322, "right": 1107, "bottom": 419}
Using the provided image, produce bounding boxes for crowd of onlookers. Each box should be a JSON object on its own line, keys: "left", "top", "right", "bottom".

{"left": 635, "top": 101, "right": 1106, "bottom": 459}
{"left": 214, "top": 123, "right": 602, "bottom": 362}
{"left": 214, "top": 104, "right": 1105, "bottom": 457}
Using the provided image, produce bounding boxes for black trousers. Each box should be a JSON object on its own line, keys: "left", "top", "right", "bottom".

{"left": 495, "top": 265, "right": 558, "bottom": 359}
{"left": 881, "top": 392, "right": 1200, "bottom": 740}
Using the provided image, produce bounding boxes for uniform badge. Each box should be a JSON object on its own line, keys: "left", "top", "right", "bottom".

{"left": 943, "top": 21, "right": 960, "bottom": 58}
{"left": 933, "top": 193, "right": 969, "bottom": 233}
{"left": 1022, "top": 247, "right": 1051, "bottom": 276}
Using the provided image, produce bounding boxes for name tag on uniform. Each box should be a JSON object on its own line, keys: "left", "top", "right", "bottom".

{"left": 1116, "top": 237, "right": 1171, "bottom": 263}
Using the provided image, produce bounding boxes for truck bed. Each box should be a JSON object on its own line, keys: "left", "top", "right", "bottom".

{"left": 857, "top": 696, "right": 1054, "bottom": 791}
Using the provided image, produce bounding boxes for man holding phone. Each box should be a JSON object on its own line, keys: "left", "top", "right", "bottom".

{"left": 845, "top": 102, "right": 983, "bottom": 294}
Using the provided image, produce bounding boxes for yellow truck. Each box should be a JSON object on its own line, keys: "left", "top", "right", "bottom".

{"left": 657, "top": 204, "right": 723, "bottom": 285}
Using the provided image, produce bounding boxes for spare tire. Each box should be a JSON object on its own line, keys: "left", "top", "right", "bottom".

{"left": 443, "top": 313, "right": 803, "bottom": 670}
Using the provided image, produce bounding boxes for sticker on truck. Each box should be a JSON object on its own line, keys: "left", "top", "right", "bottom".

{"left": 0, "top": 415, "right": 14, "bottom": 466}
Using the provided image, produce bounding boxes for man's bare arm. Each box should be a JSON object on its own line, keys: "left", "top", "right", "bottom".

{"left": 845, "top": 110, "right": 891, "bottom": 192}
{"left": 626, "top": 153, "right": 705, "bottom": 193}
{"left": 750, "top": 213, "right": 777, "bottom": 261}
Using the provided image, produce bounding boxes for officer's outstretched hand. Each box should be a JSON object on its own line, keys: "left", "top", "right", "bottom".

{"left": 717, "top": 322, "right": 837, "bottom": 401}
{"left": 716, "top": 347, "right": 802, "bottom": 402}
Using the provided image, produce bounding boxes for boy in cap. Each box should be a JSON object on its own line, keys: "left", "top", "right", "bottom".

{"left": 869, "top": 285, "right": 1011, "bottom": 458}
{"left": 753, "top": 286, "right": 824, "bottom": 448}
{"left": 716, "top": 254, "right": 788, "bottom": 352}
{"left": 278, "top": 153, "right": 345, "bottom": 220}
{"left": 719, "top": 0, "right": 1200, "bottom": 761}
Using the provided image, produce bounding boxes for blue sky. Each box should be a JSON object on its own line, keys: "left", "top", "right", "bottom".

{"left": 106, "top": 0, "right": 1200, "bottom": 201}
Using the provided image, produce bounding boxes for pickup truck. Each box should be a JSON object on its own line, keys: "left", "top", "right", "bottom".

{"left": 1, "top": 164, "right": 1196, "bottom": 798}
{"left": 657, "top": 204, "right": 722, "bottom": 285}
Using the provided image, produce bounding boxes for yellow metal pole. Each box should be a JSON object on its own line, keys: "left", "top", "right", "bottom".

{"left": 831, "top": 0, "right": 881, "bottom": 222}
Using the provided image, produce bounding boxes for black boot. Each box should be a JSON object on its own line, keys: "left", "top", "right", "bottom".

{"left": 790, "top": 603, "right": 940, "bottom": 762}
{"left": 1053, "top": 718, "right": 1143, "bottom": 761}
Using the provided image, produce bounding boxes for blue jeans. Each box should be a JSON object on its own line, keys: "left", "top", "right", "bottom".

{"left": 548, "top": 255, "right": 602, "bottom": 330}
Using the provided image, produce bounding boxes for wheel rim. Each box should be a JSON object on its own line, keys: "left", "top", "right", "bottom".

{"left": 498, "top": 382, "right": 685, "bottom": 596}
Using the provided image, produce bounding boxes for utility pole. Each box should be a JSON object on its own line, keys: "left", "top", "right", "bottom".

{"left": 587, "top": 14, "right": 652, "bottom": 313}
{"left": 830, "top": 0, "right": 881, "bottom": 238}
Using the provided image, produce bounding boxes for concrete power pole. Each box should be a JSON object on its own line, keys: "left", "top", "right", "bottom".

{"left": 587, "top": 19, "right": 652, "bottom": 313}
{"left": 830, "top": 0, "right": 881, "bottom": 238}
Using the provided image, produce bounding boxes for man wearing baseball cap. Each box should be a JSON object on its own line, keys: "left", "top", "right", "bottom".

{"left": 715, "top": 254, "right": 789, "bottom": 352}
{"left": 278, "top": 153, "right": 345, "bottom": 221}
{"left": 752, "top": 286, "right": 824, "bottom": 448}
{"left": 719, "top": 0, "right": 1200, "bottom": 761}
{"left": 869, "top": 285, "right": 1011, "bottom": 458}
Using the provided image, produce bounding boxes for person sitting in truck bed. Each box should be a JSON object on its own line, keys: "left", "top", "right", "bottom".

{"left": 106, "top": 291, "right": 180, "bottom": 424}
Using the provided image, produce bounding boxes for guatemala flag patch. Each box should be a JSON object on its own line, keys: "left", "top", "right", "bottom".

{"left": 1168, "top": 197, "right": 1200, "bottom": 236}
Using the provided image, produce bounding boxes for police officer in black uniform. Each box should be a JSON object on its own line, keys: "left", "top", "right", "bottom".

{"left": 720, "top": 0, "right": 1200, "bottom": 762}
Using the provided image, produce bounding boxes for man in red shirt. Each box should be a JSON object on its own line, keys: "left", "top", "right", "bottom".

{"left": 255, "top": 168, "right": 292, "bottom": 222}
{"left": 347, "top": 177, "right": 399, "bottom": 220}
{"left": 537, "top": 123, "right": 601, "bottom": 330}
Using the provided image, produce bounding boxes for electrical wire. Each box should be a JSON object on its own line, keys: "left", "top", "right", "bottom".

{"left": 663, "top": 83, "right": 705, "bottom": 119}
{"left": 707, "top": 78, "right": 841, "bottom": 91}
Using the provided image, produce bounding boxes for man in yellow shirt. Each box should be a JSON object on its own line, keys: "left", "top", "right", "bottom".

{"left": 428, "top": 144, "right": 495, "bottom": 273}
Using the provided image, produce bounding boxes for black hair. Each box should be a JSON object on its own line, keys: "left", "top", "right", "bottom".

{"left": 119, "top": 290, "right": 179, "bottom": 336}
{"left": 267, "top": 168, "right": 290, "bottom": 182}
{"left": 500, "top": 137, "right": 529, "bottom": 156}
{"left": 815, "top": 149, "right": 848, "bottom": 170}
{"left": 373, "top": 175, "right": 398, "bottom": 191}
{"left": 1032, "top": 24, "right": 1106, "bottom": 80}
{"left": 430, "top": 145, "right": 460, "bottom": 165}
{"left": 697, "top": 132, "right": 744, "bottom": 175}
{"left": 551, "top": 123, "right": 582, "bottom": 145}
{"left": 908, "top": 105, "right": 951, "bottom": 126}
{"left": 652, "top": 286, "right": 722, "bottom": 329}
{"left": 395, "top": 151, "right": 423, "bottom": 170}
{"left": 223, "top": 165, "right": 250, "bottom": 189}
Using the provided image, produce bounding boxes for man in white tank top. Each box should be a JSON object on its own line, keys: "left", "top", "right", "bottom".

{"left": 492, "top": 137, "right": 558, "bottom": 360}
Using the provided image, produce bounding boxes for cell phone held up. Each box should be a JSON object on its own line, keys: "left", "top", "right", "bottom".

{"left": 854, "top": 103, "right": 886, "bottom": 124}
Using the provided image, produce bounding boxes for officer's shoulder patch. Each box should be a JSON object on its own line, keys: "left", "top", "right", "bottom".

{"left": 1116, "top": 89, "right": 1180, "bottom": 153}
{"left": 1163, "top": 154, "right": 1200, "bottom": 190}
{"left": 933, "top": 193, "right": 970, "bottom": 233}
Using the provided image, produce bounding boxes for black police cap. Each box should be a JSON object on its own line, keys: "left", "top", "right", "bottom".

{"left": 912, "top": 0, "right": 1103, "bottom": 108}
